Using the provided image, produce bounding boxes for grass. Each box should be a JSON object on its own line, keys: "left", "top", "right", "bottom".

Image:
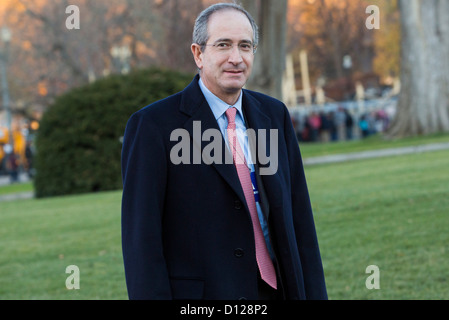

{"left": 0, "top": 191, "right": 127, "bottom": 300}
{"left": 1, "top": 135, "right": 448, "bottom": 299}
{"left": 0, "top": 182, "right": 33, "bottom": 195}
{"left": 307, "top": 149, "right": 449, "bottom": 299}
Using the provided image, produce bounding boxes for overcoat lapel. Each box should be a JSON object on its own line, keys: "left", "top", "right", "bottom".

{"left": 241, "top": 90, "right": 284, "bottom": 212}
{"left": 179, "top": 77, "right": 247, "bottom": 208}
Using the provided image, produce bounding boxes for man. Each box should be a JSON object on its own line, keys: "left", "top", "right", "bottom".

{"left": 121, "top": 3, "right": 327, "bottom": 300}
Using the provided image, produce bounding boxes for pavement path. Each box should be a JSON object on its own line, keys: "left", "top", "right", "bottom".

{"left": 0, "top": 172, "right": 34, "bottom": 202}
{"left": 303, "top": 142, "right": 449, "bottom": 166}
{"left": 0, "top": 191, "right": 34, "bottom": 202}
{"left": 1, "top": 142, "right": 449, "bottom": 202}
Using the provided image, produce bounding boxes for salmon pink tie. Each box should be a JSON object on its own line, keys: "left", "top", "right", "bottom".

{"left": 225, "top": 107, "right": 277, "bottom": 290}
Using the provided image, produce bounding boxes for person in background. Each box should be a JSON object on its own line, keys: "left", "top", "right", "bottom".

{"left": 344, "top": 109, "right": 354, "bottom": 140}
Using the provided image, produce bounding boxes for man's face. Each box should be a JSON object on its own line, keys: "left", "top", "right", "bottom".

{"left": 192, "top": 10, "right": 255, "bottom": 103}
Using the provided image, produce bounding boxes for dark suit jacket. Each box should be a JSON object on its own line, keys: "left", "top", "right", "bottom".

{"left": 121, "top": 75, "right": 327, "bottom": 300}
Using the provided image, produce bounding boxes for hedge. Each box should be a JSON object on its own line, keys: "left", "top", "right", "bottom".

{"left": 34, "top": 68, "right": 193, "bottom": 198}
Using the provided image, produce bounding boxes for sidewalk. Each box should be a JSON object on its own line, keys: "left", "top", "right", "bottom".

{"left": 303, "top": 142, "right": 449, "bottom": 166}
{"left": 0, "top": 191, "right": 34, "bottom": 202}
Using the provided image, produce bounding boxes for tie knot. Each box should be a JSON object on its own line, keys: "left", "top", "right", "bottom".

{"left": 225, "top": 107, "right": 237, "bottom": 129}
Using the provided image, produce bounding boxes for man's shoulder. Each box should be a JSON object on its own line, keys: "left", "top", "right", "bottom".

{"left": 134, "top": 91, "right": 183, "bottom": 119}
{"left": 243, "top": 89, "right": 284, "bottom": 105}
{"left": 243, "top": 88, "right": 287, "bottom": 119}
{"left": 130, "top": 75, "right": 200, "bottom": 122}
{"left": 123, "top": 91, "right": 185, "bottom": 137}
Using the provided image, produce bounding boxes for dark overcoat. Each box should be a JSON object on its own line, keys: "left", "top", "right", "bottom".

{"left": 121, "top": 75, "right": 327, "bottom": 300}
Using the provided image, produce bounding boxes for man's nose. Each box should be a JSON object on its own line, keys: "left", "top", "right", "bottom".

{"left": 227, "top": 45, "right": 244, "bottom": 64}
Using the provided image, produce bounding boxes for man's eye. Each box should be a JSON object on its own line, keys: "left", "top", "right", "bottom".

{"left": 216, "top": 42, "right": 231, "bottom": 48}
{"left": 239, "top": 44, "right": 252, "bottom": 51}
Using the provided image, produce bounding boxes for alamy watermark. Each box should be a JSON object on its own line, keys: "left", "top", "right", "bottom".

{"left": 65, "top": 265, "right": 80, "bottom": 290}
{"left": 366, "top": 5, "right": 380, "bottom": 30}
{"left": 65, "top": 5, "right": 80, "bottom": 30}
{"left": 170, "top": 123, "right": 279, "bottom": 176}
{"left": 365, "top": 265, "right": 380, "bottom": 290}
{"left": 65, "top": 5, "right": 380, "bottom": 31}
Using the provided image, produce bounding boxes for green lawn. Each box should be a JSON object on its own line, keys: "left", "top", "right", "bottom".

{"left": 307, "top": 149, "right": 449, "bottom": 299}
{"left": 1, "top": 144, "right": 448, "bottom": 299}
{"left": 0, "top": 191, "right": 127, "bottom": 300}
{"left": 0, "top": 182, "right": 33, "bottom": 196}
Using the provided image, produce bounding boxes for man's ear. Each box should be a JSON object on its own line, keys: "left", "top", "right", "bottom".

{"left": 191, "top": 43, "right": 204, "bottom": 70}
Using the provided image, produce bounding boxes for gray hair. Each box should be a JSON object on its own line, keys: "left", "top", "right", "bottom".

{"left": 192, "top": 2, "right": 259, "bottom": 50}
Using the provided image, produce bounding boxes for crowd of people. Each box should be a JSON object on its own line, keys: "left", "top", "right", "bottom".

{"left": 0, "top": 140, "right": 35, "bottom": 183}
{"left": 291, "top": 107, "right": 392, "bottom": 143}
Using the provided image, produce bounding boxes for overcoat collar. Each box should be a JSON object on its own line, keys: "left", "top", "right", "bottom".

{"left": 179, "top": 75, "right": 274, "bottom": 210}
{"left": 179, "top": 75, "right": 272, "bottom": 130}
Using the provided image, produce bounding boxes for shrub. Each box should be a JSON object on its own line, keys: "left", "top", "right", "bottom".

{"left": 34, "top": 68, "right": 193, "bottom": 198}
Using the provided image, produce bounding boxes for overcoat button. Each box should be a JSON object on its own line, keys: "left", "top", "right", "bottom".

{"left": 234, "top": 200, "right": 242, "bottom": 210}
{"left": 234, "top": 248, "right": 244, "bottom": 258}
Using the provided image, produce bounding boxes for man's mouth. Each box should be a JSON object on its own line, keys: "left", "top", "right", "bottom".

{"left": 224, "top": 70, "right": 244, "bottom": 75}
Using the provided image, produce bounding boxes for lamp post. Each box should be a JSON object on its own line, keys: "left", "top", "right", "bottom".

{"left": 110, "top": 45, "right": 131, "bottom": 75}
{"left": 1, "top": 26, "right": 15, "bottom": 182}
{"left": 1, "top": 26, "right": 12, "bottom": 146}
{"left": 342, "top": 54, "right": 353, "bottom": 101}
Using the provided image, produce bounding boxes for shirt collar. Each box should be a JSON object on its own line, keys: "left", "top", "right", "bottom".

{"left": 199, "top": 77, "right": 243, "bottom": 121}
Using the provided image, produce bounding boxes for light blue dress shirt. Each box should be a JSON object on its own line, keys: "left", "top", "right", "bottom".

{"left": 199, "top": 78, "right": 274, "bottom": 259}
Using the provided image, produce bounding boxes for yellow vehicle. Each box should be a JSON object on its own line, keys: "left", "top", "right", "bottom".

{"left": 0, "top": 126, "right": 27, "bottom": 172}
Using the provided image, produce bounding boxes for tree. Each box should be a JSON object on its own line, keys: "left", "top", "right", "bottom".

{"left": 1, "top": 0, "right": 204, "bottom": 116}
{"left": 241, "top": 0, "right": 287, "bottom": 101}
{"left": 372, "top": 0, "right": 401, "bottom": 83}
{"left": 388, "top": 0, "right": 449, "bottom": 137}
{"left": 288, "top": 0, "right": 376, "bottom": 85}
